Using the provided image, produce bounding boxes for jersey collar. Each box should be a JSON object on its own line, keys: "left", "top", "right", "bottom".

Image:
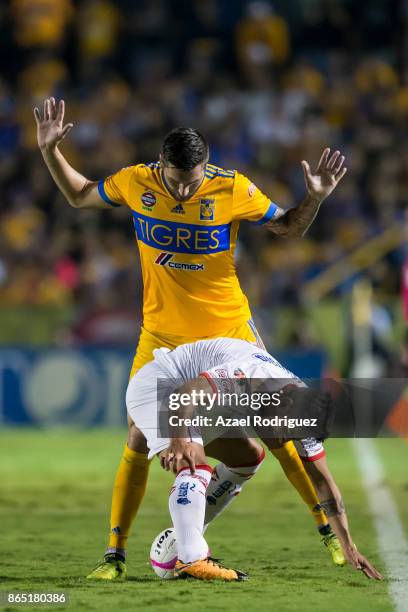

{"left": 159, "top": 165, "right": 208, "bottom": 203}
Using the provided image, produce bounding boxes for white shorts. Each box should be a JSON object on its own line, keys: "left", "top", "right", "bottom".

{"left": 294, "top": 438, "right": 326, "bottom": 462}
{"left": 126, "top": 360, "right": 204, "bottom": 460}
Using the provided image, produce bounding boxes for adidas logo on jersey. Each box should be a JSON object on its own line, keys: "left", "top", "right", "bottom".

{"left": 171, "top": 203, "right": 185, "bottom": 214}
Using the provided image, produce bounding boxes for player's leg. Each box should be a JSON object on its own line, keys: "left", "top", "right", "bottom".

{"left": 86, "top": 420, "right": 149, "bottom": 580}
{"left": 294, "top": 439, "right": 351, "bottom": 564}
{"left": 202, "top": 433, "right": 338, "bottom": 565}
{"left": 203, "top": 434, "right": 332, "bottom": 547}
{"left": 86, "top": 335, "right": 161, "bottom": 581}
{"left": 266, "top": 439, "right": 328, "bottom": 529}
{"left": 292, "top": 438, "right": 346, "bottom": 566}
{"left": 106, "top": 418, "right": 150, "bottom": 557}
{"left": 122, "top": 371, "right": 247, "bottom": 581}
{"left": 162, "top": 441, "right": 247, "bottom": 581}
{"left": 165, "top": 442, "right": 210, "bottom": 562}
{"left": 203, "top": 437, "right": 265, "bottom": 529}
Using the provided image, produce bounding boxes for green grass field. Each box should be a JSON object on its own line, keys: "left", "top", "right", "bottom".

{"left": 1, "top": 431, "right": 407, "bottom": 612}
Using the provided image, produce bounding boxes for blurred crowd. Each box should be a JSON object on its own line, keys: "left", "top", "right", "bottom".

{"left": 0, "top": 0, "right": 407, "bottom": 346}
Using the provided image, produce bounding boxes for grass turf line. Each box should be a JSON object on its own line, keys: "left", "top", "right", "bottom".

{"left": 0, "top": 431, "right": 394, "bottom": 612}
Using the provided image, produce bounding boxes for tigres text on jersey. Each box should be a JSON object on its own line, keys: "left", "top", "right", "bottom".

{"left": 99, "top": 162, "right": 278, "bottom": 336}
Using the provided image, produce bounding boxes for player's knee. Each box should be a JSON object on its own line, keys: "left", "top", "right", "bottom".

{"left": 244, "top": 439, "right": 264, "bottom": 463}
{"left": 127, "top": 423, "right": 149, "bottom": 453}
{"left": 228, "top": 438, "right": 265, "bottom": 466}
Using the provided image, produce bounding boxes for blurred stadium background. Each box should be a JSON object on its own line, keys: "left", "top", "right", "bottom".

{"left": 1, "top": 2, "right": 408, "bottom": 609}
{"left": 0, "top": 0, "right": 407, "bottom": 426}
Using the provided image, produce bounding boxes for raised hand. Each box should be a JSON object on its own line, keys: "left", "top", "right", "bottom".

{"left": 302, "top": 148, "right": 347, "bottom": 202}
{"left": 33, "top": 98, "right": 73, "bottom": 151}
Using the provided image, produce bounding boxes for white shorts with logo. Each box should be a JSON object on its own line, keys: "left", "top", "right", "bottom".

{"left": 126, "top": 360, "right": 203, "bottom": 460}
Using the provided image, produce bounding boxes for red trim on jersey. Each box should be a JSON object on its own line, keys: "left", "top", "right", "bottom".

{"left": 199, "top": 371, "right": 218, "bottom": 393}
{"left": 177, "top": 464, "right": 213, "bottom": 475}
{"left": 301, "top": 449, "right": 326, "bottom": 462}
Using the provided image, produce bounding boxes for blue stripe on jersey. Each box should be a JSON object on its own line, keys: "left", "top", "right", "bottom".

{"left": 144, "top": 161, "right": 160, "bottom": 168}
{"left": 207, "top": 164, "right": 234, "bottom": 172}
{"left": 206, "top": 164, "right": 235, "bottom": 178}
{"left": 255, "top": 202, "right": 278, "bottom": 225}
{"left": 98, "top": 180, "right": 121, "bottom": 207}
{"left": 132, "top": 211, "right": 231, "bottom": 254}
{"left": 205, "top": 170, "right": 235, "bottom": 179}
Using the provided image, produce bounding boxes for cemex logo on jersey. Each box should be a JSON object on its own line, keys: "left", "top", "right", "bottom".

{"left": 155, "top": 252, "right": 205, "bottom": 271}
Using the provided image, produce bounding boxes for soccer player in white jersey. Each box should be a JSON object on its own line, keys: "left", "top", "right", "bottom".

{"left": 126, "top": 337, "right": 383, "bottom": 581}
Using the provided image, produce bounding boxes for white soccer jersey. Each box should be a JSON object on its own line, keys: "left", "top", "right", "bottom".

{"left": 126, "top": 337, "right": 324, "bottom": 461}
{"left": 152, "top": 337, "right": 298, "bottom": 383}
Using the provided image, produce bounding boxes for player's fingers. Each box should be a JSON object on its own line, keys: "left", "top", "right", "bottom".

{"left": 60, "top": 123, "right": 73, "bottom": 140}
{"left": 43, "top": 98, "right": 49, "bottom": 121}
{"left": 327, "top": 150, "right": 340, "bottom": 170}
{"left": 348, "top": 553, "right": 361, "bottom": 569}
{"left": 362, "top": 560, "right": 383, "bottom": 580}
{"left": 335, "top": 167, "right": 347, "bottom": 183}
{"left": 50, "top": 97, "right": 56, "bottom": 119}
{"left": 187, "top": 452, "right": 195, "bottom": 474}
{"left": 301, "top": 160, "right": 311, "bottom": 181}
{"left": 333, "top": 155, "right": 345, "bottom": 175}
{"left": 57, "top": 99, "right": 65, "bottom": 123}
{"left": 164, "top": 452, "right": 174, "bottom": 471}
{"left": 317, "top": 147, "right": 330, "bottom": 171}
{"left": 33, "top": 107, "right": 41, "bottom": 125}
{"left": 361, "top": 565, "right": 379, "bottom": 580}
{"left": 345, "top": 547, "right": 361, "bottom": 569}
{"left": 173, "top": 453, "right": 182, "bottom": 474}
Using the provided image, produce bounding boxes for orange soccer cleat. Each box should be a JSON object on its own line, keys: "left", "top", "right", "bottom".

{"left": 174, "top": 557, "right": 248, "bottom": 581}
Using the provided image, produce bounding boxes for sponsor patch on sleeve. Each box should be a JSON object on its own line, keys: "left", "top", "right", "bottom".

{"left": 248, "top": 183, "right": 257, "bottom": 197}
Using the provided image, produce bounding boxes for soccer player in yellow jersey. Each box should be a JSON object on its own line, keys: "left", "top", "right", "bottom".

{"left": 35, "top": 98, "right": 349, "bottom": 579}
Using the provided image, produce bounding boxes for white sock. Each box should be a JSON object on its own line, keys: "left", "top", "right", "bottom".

{"left": 169, "top": 464, "right": 212, "bottom": 563}
{"left": 204, "top": 449, "right": 265, "bottom": 530}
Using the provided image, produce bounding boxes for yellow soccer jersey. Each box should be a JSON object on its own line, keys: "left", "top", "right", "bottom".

{"left": 98, "top": 162, "right": 278, "bottom": 336}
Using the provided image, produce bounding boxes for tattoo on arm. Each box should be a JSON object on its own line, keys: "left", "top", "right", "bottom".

{"left": 320, "top": 497, "right": 346, "bottom": 517}
{"left": 266, "top": 195, "right": 322, "bottom": 238}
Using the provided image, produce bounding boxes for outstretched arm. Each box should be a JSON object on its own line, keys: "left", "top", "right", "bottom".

{"left": 304, "top": 456, "right": 383, "bottom": 580}
{"left": 34, "top": 97, "right": 109, "bottom": 210}
{"left": 267, "top": 148, "right": 347, "bottom": 238}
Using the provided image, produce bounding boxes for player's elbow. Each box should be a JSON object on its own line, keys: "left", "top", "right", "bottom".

{"left": 267, "top": 222, "right": 304, "bottom": 239}
{"left": 66, "top": 195, "right": 83, "bottom": 209}
{"left": 71, "top": 181, "right": 98, "bottom": 209}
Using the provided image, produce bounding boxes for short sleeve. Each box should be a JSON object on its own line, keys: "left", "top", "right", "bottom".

{"left": 232, "top": 172, "right": 278, "bottom": 224}
{"left": 97, "top": 166, "right": 134, "bottom": 207}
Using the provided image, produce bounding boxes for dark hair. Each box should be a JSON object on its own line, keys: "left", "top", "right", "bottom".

{"left": 161, "top": 127, "right": 209, "bottom": 171}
